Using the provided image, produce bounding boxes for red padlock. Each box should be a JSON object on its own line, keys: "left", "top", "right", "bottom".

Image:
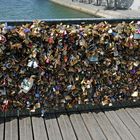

{"left": 2, "top": 100, "right": 9, "bottom": 112}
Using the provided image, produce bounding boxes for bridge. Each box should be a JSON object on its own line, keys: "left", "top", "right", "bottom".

{"left": 0, "top": 18, "right": 140, "bottom": 140}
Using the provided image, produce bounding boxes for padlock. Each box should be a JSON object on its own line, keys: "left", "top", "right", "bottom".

{"left": 0, "top": 34, "right": 6, "bottom": 44}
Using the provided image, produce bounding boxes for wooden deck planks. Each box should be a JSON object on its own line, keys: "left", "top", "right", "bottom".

{"left": 44, "top": 114, "right": 62, "bottom": 140}
{"left": 135, "top": 107, "right": 140, "bottom": 114}
{"left": 0, "top": 118, "right": 4, "bottom": 140}
{"left": 135, "top": 107, "right": 140, "bottom": 113}
{"left": 56, "top": 113, "right": 77, "bottom": 140}
{"left": 32, "top": 117, "right": 48, "bottom": 140}
{"left": 19, "top": 117, "right": 33, "bottom": 140}
{"left": 5, "top": 118, "right": 18, "bottom": 140}
{"left": 93, "top": 111, "right": 121, "bottom": 140}
{"left": 125, "top": 108, "right": 140, "bottom": 127}
{"left": 105, "top": 110, "right": 135, "bottom": 140}
{"left": 69, "top": 113, "right": 92, "bottom": 140}
{"left": 81, "top": 112, "right": 107, "bottom": 140}
{"left": 0, "top": 106, "right": 140, "bottom": 140}
{"left": 116, "top": 108, "right": 140, "bottom": 140}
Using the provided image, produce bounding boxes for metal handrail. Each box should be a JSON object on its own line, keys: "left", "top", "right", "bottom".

{"left": 0, "top": 18, "right": 140, "bottom": 25}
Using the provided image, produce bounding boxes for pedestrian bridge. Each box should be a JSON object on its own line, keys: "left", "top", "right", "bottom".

{"left": 0, "top": 18, "right": 140, "bottom": 140}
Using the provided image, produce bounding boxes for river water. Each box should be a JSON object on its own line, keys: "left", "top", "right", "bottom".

{"left": 0, "top": 0, "right": 93, "bottom": 20}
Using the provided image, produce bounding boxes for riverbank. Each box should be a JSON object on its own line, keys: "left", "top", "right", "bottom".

{"left": 50, "top": 0, "right": 140, "bottom": 18}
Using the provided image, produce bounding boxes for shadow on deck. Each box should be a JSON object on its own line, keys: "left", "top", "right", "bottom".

{"left": 0, "top": 100, "right": 140, "bottom": 140}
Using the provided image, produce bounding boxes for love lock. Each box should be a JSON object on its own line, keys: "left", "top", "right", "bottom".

{"left": 0, "top": 34, "right": 6, "bottom": 44}
{"left": 27, "top": 59, "right": 38, "bottom": 68}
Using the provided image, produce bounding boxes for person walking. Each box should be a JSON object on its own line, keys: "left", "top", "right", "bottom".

{"left": 88, "top": 0, "right": 92, "bottom": 4}
{"left": 113, "top": 0, "right": 117, "bottom": 9}
{"left": 94, "top": 0, "right": 102, "bottom": 6}
{"left": 106, "top": 0, "right": 117, "bottom": 9}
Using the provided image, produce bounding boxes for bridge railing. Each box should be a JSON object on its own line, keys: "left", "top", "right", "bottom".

{"left": 0, "top": 18, "right": 140, "bottom": 117}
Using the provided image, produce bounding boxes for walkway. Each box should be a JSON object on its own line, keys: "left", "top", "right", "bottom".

{"left": 50, "top": 0, "right": 140, "bottom": 18}
{"left": 0, "top": 105, "right": 140, "bottom": 140}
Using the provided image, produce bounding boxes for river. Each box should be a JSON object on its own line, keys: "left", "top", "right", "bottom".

{"left": 0, "top": 0, "right": 93, "bottom": 20}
